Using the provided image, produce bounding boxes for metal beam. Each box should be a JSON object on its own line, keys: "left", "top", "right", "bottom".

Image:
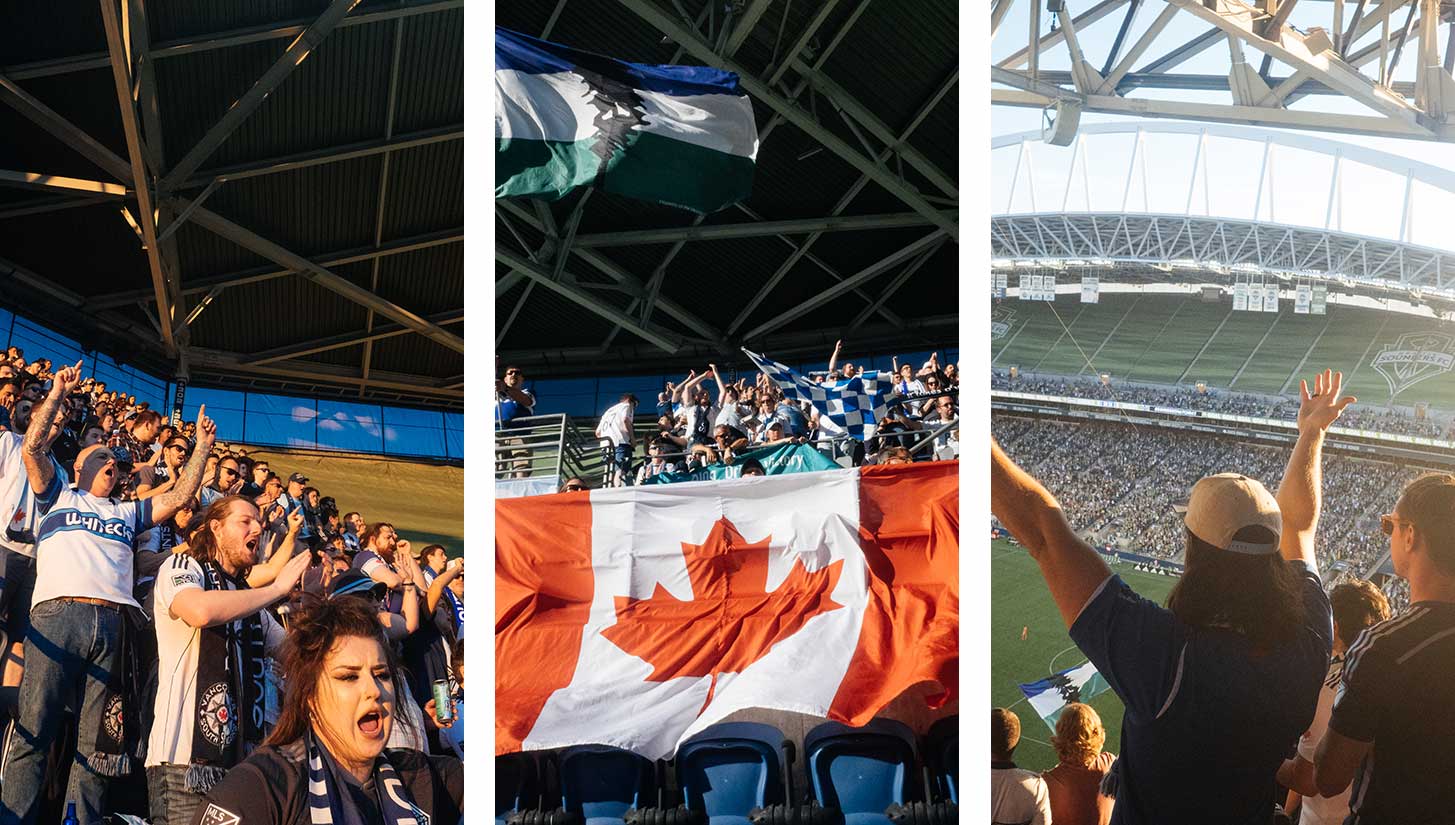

{"left": 246, "top": 310, "right": 463, "bottom": 365}
{"left": 1140, "top": 28, "right": 1224, "bottom": 73}
{"left": 0, "top": 194, "right": 113, "bottom": 220}
{"left": 998, "top": 0, "right": 1129, "bottom": 69}
{"left": 359, "top": 15, "right": 406, "bottom": 398}
{"left": 622, "top": 0, "right": 958, "bottom": 241}
{"left": 0, "top": 74, "right": 132, "bottom": 182}
{"left": 767, "top": 0, "right": 842, "bottom": 86}
{"left": 178, "top": 200, "right": 465, "bottom": 353}
{"left": 494, "top": 245, "right": 683, "bottom": 353}
{"left": 725, "top": 0, "right": 775, "bottom": 56}
{"left": 177, "top": 126, "right": 462, "bottom": 190}
{"left": 0, "top": 169, "right": 127, "bottom": 197}
{"left": 160, "top": 0, "right": 362, "bottom": 190}
{"left": 1100, "top": 3, "right": 1180, "bottom": 92}
{"left": 2, "top": 0, "right": 461, "bottom": 81}
{"left": 87, "top": 229, "right": 463, "bottom": 309}
{"left": 572, "top": 211, "right": 956, "bottom": 248}
{"left": 189, "top": 348, "right": 464, "bottom": 398}
{"left": 847, "top": 236, "right": 947, "bottom": 332}
{"left": 742, "top": 230, "right": 948, "bottom": 341}
{"left": 99, "top": 0, "right": 176, "bottom": 355}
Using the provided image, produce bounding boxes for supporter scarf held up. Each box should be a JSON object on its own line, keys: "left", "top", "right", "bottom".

{"left": 306, "top": 730, "right": 427, "bottom": 825}
{"left": 91, "top": 607, "right": 146, "bottom": 777}
{"left": 186, "top": 561, "right": 267, "bottom": 792}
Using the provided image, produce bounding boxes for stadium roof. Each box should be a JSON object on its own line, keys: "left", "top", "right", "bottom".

{"left": 495, "top": 0, "right": 959, "bottom": 379}
{"left": 0, "top": 0, "right": 462, "bottom": 410}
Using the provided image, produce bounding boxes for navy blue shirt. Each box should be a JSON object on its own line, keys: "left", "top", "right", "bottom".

{"left": 1069, "top": 561, "right": 1332, "bottom": 825}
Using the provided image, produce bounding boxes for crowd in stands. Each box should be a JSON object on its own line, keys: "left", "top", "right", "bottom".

{"left": 993, "top": 414, "right": 1424, "bottom": 601}
{"left": 992, "top": 368, "right": 1455, "bottom": 440}
{"left": 0, "top": 346, "right": 464, "bottom": 823}
{"left": 497, "top": 343, "right": 961, "bottom": 488}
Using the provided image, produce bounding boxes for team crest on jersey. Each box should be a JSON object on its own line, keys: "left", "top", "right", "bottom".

{"left": 197, "top": 804, "right": 240, "bottom": 825}
{"left": 1371, "top": 331, "right": 1455, "bottom": 399}
{"left": 103, "top": 695, "right": 124, "bottom": 743}
{"left": 992, "top": 306, "right": 1017, "bottom": 340}
{"left": 198, "top": 682, "right": 237, "bottom": 748}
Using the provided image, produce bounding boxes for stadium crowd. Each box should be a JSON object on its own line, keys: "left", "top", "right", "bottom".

{"left": 0, "top": 347, "right": 464, "bottom": 824}
{"left": 992, "top": 368, "right": 1454, "bottom": 440}
{"left": 497, "top": 342, "right": 961, "bottom": 488}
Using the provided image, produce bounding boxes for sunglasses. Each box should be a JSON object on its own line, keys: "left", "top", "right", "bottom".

{"left": 563, "top": 484, "right": 586, "bottom": 492}
{"left": 505, "top": 370, "right": 522, "bottom": 376}
{"left": 1380, "top": 514, "right": 1413, "bottom": 536}
{"left": 220, "top": 467, "right": 238, "bottom": 476}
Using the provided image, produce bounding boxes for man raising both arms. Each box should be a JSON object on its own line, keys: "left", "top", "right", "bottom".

{"left": 1, "top": 360, "right": 214, "bottom": 825}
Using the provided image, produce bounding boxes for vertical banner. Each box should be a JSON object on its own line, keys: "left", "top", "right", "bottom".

{"left": 1295, "top": 284, "right": 1312, "bottom": 314}
{"left": 1029, "top": 274, "right": 1044, "bottom": 301}
{"left": 170, "top": 377, "right": 187, "bottom": 426}
{"left": 1233, "top": 282, "right": 1249, "bottom": 312}
{"left": 1311, "top": 284, "right": 1328, "bottom": 315}
{"left": 1248, "top": 282, "right": 1263, "bottom": 313}
{"left": 1018, "top": 273, "right": 1031, "bottom": 301}
{"left": 1264, "top": 284, "right": 1280, "bottom": 312}
{"left": 1080, "top": 275, "right": 1099, "bottom": 303}
{"left": 994, "top": 271, "right": 1008, "bottom": 299}
{"left": 1044, "top": 274, "right": 1057, "bottom": 302}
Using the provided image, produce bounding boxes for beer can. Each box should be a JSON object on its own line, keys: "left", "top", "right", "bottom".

{"left": 432, "top": 679, "right": 454, "bottom": 722}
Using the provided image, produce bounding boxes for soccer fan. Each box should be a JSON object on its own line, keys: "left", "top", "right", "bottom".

{"left": 189, "top": 597, "right": 463, "bottom": 824}
{"left": 147, "top": 497, "right": 312, "bottom": 825}
{"left": 1277, "top": 580, "right": 1389, "bottom": 825}
{"left": 991, "top": 707, "right": 1050, "bottom": 825}
{"left": 595, "top": 393, "right": 638, "bottom": 487}
{"left": 990, "top": 369, "right": 1352, "bottom": 824}
{"left": 340, "top": 511, "right": 364, "bottom": 555}
{"left": 634, "top": 440, "right": 679, "bottom": 485}
{"left": 1042, "top": 703, "right": 1116, "bottom": 825}
{"left": 1313, "top": 473, "right": 1455, "bottom": 821}
{"left": 3, "top": 361, "right": 213, "bottom": 825}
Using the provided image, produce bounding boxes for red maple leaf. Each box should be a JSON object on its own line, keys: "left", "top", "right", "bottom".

{"left": 601, "top": 516, "right": 845, "bottom": 712}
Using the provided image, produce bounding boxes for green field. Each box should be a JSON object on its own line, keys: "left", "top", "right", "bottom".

{"left": 992, "top": 292, "right": 1455, "bottom": 411}
{"left": 991, "top": 539, "right": 1178, "bottom": 771}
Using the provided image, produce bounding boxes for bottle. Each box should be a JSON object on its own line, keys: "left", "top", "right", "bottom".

{"left": 62, "top": 802, "right": 78, "bottom": 825}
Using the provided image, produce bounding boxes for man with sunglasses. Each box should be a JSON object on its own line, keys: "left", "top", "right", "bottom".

{"left": 496, "top": 366, "right": 535, "bottom": 478}
{"left": 1314, "top": 472, "right": 1455, "bottom": 823}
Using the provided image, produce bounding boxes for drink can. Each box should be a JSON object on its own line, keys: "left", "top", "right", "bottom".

{"left": 432, "top": 679, "right": 454, "bottom": 722}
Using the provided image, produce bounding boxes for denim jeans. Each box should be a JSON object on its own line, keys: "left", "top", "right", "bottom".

{"left": 0, "top": 599, "right": 121, "bottom": 825}
{"left": 145, "top": 764, "right": 205, "bottom": 825}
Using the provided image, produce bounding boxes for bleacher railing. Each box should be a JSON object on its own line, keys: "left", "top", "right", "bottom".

{"left": 493, "top": 414, "right": 607, "bottom": 487}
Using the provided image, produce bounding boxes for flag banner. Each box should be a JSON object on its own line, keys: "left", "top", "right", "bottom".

{"left": 1312, "top": 284, "right": 1328, "bottom": 315}
{"left": 1233, "top": 282, "right": 1249, "bottom": 312}
{"left": 1018, "top": 661, "right": 1112, "bottom": 731}
{"left": 640, "top": 442, "right": 839, "bottom": 485}
{"left": 495, "top": 28, "right": 758, "bottom": 213}
{"left": 743, "top": 349, "right": 889, "bottom": 441}
{"left": 1264, "top": 285, "right": 1280, "bottom": 312}
{"left": 496, "top": 463, "right": 959, "bottom": 758}
{"left": 1080, "top": 275, "right": 1099, "bottom": 304}
{"left": 1295, "top": 284, "right": 1312, "bottom": 314}
{"left": 1248, "top": 285, "right": 1264, "bottom": 313}
{"left": 994, "top": 271, "right": 1009, "bottom": 299}
{"left": 1044, "top": 274, "right": 1057, "bottom": 302}
{"left": 1018, "top": 273, "right": 1031, "bottom": 301}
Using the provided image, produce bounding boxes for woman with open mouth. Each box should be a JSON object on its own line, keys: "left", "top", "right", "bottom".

{"left": 189, "top": 597, "right": 463, "bottom": 825}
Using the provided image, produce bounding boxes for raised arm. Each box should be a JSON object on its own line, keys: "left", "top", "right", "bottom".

{"left": 709, "top": 364, "right": 728, "bottom": 406}
{"left": 151, "top": 405, "right": 215, "bottom": 525}
{"left": 991, "top": 439, "right": 1111, "bottom": 628}
{"left": 427, "top": 559, "right": 464, "bottom": 614}
{"left": 169, "top": 551, "right": 311, "bottom": 629}
{"left": 1276, "top": 369, "right": 1355, "bottom": 568}
{"left": 247, "top": 510, "right": 302, "bottom": 588}
{"left": 22, "top": 360, "right": 81, "bottom": 495}
{"left": 670, "top": 370, "right": 696, "bottom": 404}
{"left": 827, "top": 340, "right": 843, "bottom": 377}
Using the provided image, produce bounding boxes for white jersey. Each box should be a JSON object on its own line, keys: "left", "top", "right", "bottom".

{"left": 595, "top": 401, "right": 634, "bottom": 447}
{"left": 148, "top": 554, "right": 285, "bottom": 768}
{"left": 1296, "top": 655, "right": 1350, "bottom": 825}
{"left": 32, "top": 475, "right": 153, "bottom": 608}
{"left": 0, "top": 431, "right": 67, "bottom": 558}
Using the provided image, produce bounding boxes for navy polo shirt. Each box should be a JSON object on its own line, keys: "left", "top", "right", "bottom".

{"left": 1069, "top": 560, "right": 1332, "bottom": 825}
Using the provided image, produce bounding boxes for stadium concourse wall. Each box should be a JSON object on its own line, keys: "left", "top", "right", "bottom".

{"left": 991, "top": 291, "right": 1455, "bottom": 413}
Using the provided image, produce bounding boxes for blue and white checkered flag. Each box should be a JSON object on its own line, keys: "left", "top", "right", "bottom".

{"left": 743, "top": 348, "right": 889, "bottom": 441}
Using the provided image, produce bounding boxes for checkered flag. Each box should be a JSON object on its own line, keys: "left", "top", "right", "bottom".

{"left": 743, "top": 348, "right": 889, "bottom": 441}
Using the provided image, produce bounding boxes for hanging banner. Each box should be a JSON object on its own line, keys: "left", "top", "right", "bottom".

{"left": 1248, "top": 283, "right": 1264, "bottom": 313}
{"left": 1044, "top": 274, "right": 1057, "bottom": 302}
{"left": 1264, "top": 284, "right": 1280, "bottom": 312}
{"left": 639, "top": 442, "right": 841, "bottom": 485}
{"left": 1295, "top": 284, "right": 1312, "bottom": 314}
{"left": 1233, "top": 282, "right": 1249, "bottom": 312}
{"left": 1018, "top": 273, "right": 1031, "bottom": 301}
{"left": 1311, "top": 284, "right": 1328, "bottom": 315}
{"left": 994, "top": 272, "right": 1009, "bottom": 299}
{"left": 170, "top": 378, "right": 187, "bottom": 426}
{"left": 1080, "top": 275, "right": 1099, "bottom": 304}
{"left": 1030, "top": 274, "right": 1045, "bottom": 302}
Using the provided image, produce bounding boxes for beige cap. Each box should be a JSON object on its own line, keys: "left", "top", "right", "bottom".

{"left": 1184, "top": 473, "right": 1282, "bottom": 555}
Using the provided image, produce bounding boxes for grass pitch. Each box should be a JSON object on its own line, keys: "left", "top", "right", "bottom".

{"left": 991, "top": 539, "right": 1178, "bottom": 771}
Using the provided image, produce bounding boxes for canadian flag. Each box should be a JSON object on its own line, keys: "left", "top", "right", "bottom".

{"left": 496, "top": 462, "right": 958, "bottom": 758}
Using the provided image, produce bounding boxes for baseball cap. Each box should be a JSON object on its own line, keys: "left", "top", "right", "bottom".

{"left": 288, "top": 472, "right": 309, "bottom": 484}
{"left": 328, "top": 571, "right": 386, "bottom": 602}
{"left": 1184, "top": 473, "right": 1282, "bottom": 555}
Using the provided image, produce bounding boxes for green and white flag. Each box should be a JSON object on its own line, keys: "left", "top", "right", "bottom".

{"left": 1017, "top": 661, "right": 1112, "bottom": 731}
{"left": 495, "top": 27, "right": 758, "bottom": 214}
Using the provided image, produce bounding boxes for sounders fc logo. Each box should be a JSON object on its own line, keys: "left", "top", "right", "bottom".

{"left": 1372, "top": 332, "right": 1455, "bottom": 399}
{"left": 992, "top": 306, "right": 1017, "bottom": 340}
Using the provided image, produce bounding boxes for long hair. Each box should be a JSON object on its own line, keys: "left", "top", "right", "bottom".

{"left": 188, "top": 495, "right": 258, "bottom": 571}
{"left": 265, "top": 595, "right": 409, "bottom": 748}
{"left": 1165, "top": 526, "right": 1306, "bottom": 651}
{"left": 1052, "top": 703, "right": 1106, "bottom": 768}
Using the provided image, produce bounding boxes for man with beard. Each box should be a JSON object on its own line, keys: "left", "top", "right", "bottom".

{"left": 147, "top": 496, "right": 310, "bottom": 825}
{"left": 2, "top": 360, "right": 214, "bottom": 825}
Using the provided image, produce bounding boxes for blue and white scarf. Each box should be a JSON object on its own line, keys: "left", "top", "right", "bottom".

{"left": 306, "top": 731, "right": 429, "bottom": 825}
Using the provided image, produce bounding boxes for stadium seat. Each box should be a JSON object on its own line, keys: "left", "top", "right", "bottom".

{"left": 677, "top": 722, "right": 789, "bottom": 825}
{"left": 924, "top": 716, "right": 958, "bottom": 804}
{"left": 560, "top": 744, "right": 655, "bottom": 825}
{"left": 804, "top": 718, "right": 918, "bottom": 825}
{"left": 498, "top": 752, "right": 540, "bottom": 825}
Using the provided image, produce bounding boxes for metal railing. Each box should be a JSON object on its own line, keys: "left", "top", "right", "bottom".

{"left": 493, "top": 414, "right": 606, "bottom": 487}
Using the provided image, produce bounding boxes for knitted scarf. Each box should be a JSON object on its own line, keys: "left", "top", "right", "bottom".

{"left": 88, "top": 606, "right": 145, "bottom": 777}
{"left": 185, "top": 560, "right": 267, "bottom": 793}
{"left": 306, "top": 730, "right": 428, "bottom": 825}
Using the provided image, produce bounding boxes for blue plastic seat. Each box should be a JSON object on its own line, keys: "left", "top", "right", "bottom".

{"left": 804, "top": 718, "right": 918, "bottom": 825}
{"left": 677, "top": 722, "right": 789, "bottom": 825}
{"left": 560, "top": 744, "right": 655, "bottom": 825}
{"left": 925, "top": 716, "right": 958, "bottom": 804}
{"left": 497, "top": 752, "right": 538, "bottom": 825}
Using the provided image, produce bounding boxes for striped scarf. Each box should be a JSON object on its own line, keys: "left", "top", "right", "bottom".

{"left": 306, "top": 730, "right": 428, "bottom": 825}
